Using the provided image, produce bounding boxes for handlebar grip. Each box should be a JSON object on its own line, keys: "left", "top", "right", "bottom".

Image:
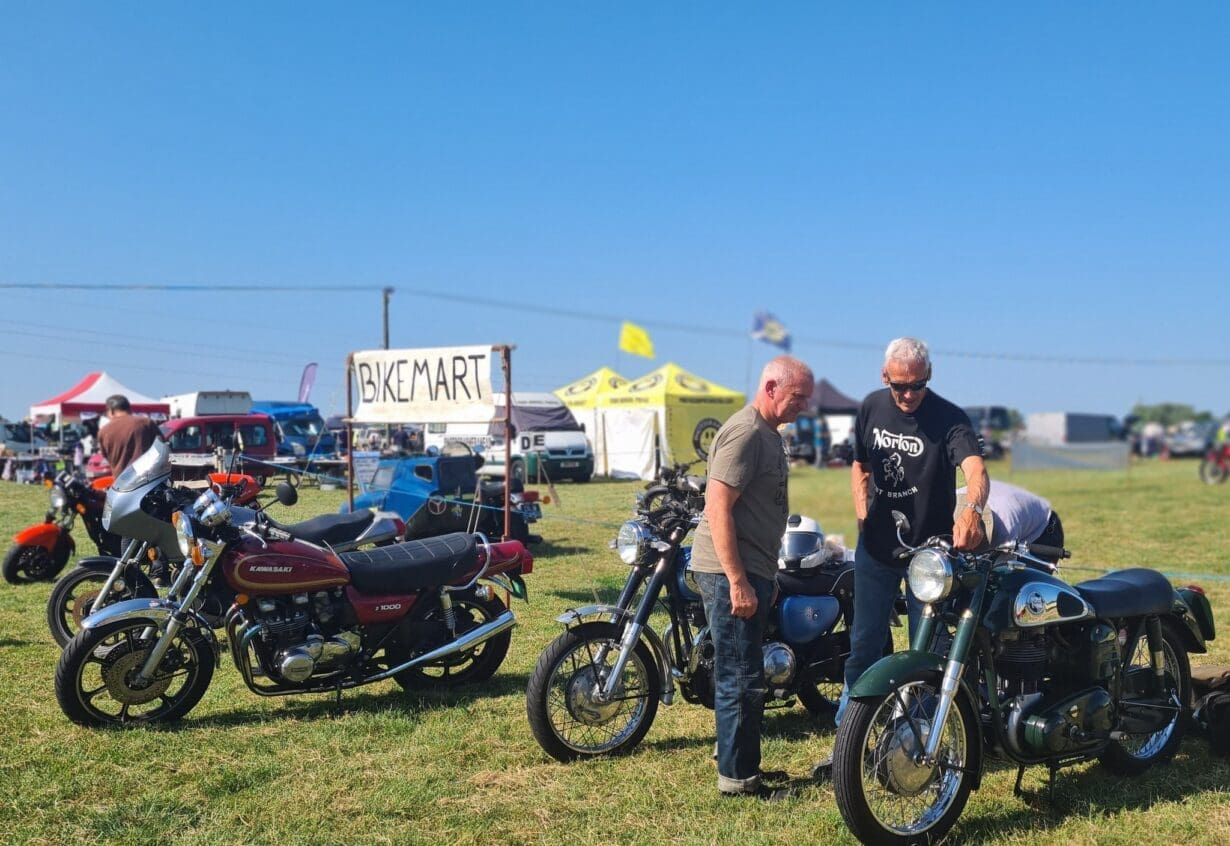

{"left": 1027, "top": 544, "right": 1070, "bottom": 560}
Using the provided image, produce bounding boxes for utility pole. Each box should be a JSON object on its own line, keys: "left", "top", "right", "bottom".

{"left": 382, "top": 287, "right": 394, "bottom": 349}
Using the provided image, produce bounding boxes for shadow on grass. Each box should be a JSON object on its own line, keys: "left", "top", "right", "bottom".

{"left": 0, "top": 638, "right": 35, "bottom": 647}
{"left": 548, "top": 586, "right": 626, "bottom": 605}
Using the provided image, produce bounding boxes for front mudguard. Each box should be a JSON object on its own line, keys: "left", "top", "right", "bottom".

{"left": 80, "top": 597, "right": 220, "bottom": 658}
{"left": 13, "top": 522, "right": 63, "bottom": 552}
{"left": 557, "top": 604, "right": 674, "bottom": 704}
{"left": 848, "top": 649, "right": 984, "bottom": 790}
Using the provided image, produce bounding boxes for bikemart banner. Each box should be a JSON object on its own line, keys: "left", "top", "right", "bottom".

{"left": 351, "top": 345, "right": 495, "bottom": 424}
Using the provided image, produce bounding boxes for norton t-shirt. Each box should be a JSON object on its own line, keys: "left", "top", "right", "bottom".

{"left": 690, "top": 405, "right": 789, "bottom": 581}
{"left": 854, "top": 388, "right": 981, "bottom": 565}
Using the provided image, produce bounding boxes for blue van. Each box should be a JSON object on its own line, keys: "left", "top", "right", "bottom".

{"left": 250, "top": 401, "right": 336, "bottom": 458}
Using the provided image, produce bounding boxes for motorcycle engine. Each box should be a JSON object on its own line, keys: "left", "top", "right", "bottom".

{"left": 251, "top": 589, "right": 360, "bottom": 684}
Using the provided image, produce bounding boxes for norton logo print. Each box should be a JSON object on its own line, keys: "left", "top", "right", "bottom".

{"left": 872, "top": 427, "right": 923, "bottom": 498}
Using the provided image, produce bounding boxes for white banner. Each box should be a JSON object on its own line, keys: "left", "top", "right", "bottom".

{"left": 352, "top": 345, "right": 496, "bottom": 424}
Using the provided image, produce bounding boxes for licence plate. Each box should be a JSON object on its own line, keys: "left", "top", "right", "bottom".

{"left": 519, "top": 504, "right": 542, "bottom": 521}
{"left": 560, "top": 461, "right": 580, "bottom": 468}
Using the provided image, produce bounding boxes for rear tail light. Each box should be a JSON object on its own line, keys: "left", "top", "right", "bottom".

{"left": 1185, "top": 584, "right": 1206, "bottom": 595}
{"left": 520, "top": 491, "right": 539, "bottom": 503}
{"left": 392, "top": 518, "right": 406, "bottom": 539}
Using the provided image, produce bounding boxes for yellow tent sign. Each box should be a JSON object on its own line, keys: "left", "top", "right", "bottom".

{"left": 553, "top": 367, "right": 628, "bottom": 408}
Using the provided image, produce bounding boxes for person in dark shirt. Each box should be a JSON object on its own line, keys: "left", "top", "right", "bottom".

{"left": 98, "top": 394, "right": 162, "bottom": 476}
{"left": 815, "top": 337, "right": 988, "bottom": 777}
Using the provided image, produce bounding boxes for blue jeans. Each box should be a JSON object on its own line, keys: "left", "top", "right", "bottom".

{"left": 695, "top": 570, "right": 776, "bottom": 792}
{"left": 835, "top": 539, "right": 924, "bottom": 725}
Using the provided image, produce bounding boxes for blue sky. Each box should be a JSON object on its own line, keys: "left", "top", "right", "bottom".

{"left": 3, "top": 3, "right": 1228, "bottom": 424}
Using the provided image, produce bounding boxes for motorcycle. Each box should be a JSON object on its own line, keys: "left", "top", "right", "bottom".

{"left": 46, "top": 461, "right": 406, "bottom": 647}
{"left": 1199, "top": 442, "right": 1230, "bottom": 484}
{"left": 525, "top": 473, "right": 880, "bottom": 762}
{"left": 3, "top": 471, "right": 121, "bottom": 583}
{"left": 831, "top": 510, "right": 1216, "bottom": 846}
{"left": 55, "top": 441, "right": 532, "bottom": 727}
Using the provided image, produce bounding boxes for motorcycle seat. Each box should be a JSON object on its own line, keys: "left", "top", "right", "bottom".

{"left": 480, "top": 479, "right": 524, "bottom": 498}
{"left": 340, "top": 532, "right": 477, "bottom": 594}
{"left": 267, "top": 510, "right": 376, "bottom": 547}
{"left": 1073, "top": 568, "right": 1174, "bottom": 619}
{"left": 777, "top": 564, "right": 854, "bottom": 599}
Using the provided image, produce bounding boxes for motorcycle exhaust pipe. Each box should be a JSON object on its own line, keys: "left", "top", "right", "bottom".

{"left": 367, "top": 609, "right": 517, "bottom": 683}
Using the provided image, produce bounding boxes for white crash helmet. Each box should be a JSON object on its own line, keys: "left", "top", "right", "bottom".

{"left": 778, "top": 514, "right": 830, "bottom": 570}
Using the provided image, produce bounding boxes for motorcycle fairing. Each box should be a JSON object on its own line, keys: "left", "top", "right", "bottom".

{"left": 13, "top": 523, "right": 62, "bottom": 550}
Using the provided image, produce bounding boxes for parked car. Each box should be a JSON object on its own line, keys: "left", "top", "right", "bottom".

{"left": 158, "top": 413, "right": 279, "bottom": 480}
{"left": 1166, "top": 420, "right": 1215, "bottom": 457}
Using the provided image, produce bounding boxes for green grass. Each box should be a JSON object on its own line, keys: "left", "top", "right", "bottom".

{"left": 1, "top": 460, "right": 1229, "bottom": 845}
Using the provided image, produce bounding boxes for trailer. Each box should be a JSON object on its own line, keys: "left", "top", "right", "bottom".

{"left": 1024, "top": 412, "right": 1122, "bottom": 445}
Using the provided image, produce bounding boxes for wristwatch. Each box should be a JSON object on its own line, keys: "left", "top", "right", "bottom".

{"left": 966, "top": 502, "right": 985, "bottom": 516}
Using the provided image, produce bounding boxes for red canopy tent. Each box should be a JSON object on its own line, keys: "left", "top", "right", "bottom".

{"left": 30, "top": 372, "right": 170, "bottom": 421}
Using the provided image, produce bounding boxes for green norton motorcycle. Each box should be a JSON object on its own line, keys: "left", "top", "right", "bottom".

{"left": 833, "top": 510, "right": 1215, "bottom": 846}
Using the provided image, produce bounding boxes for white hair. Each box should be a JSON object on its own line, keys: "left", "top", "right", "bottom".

{"left": 884, "top": 337, "right": 930, "bottom": 371}
{"left": 760, "top": 355, "right": 814, "bottom": 390}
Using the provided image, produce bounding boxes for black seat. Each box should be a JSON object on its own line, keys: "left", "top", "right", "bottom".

{"left": 1074, "top": 568, "right": 1174, "bottom": 619}
{"left": 777, "top": 562, "right": 853, "bottom": 598}
{"left": 268, "top": 510, "right": 375, "bottom": 547}
{"left": 341, "top": 533, "right": 477, "bottom": 595}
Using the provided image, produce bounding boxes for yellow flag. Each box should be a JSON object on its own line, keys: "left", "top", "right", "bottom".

{"left": 619, "top": 321, "right": 655, "bottom": 359}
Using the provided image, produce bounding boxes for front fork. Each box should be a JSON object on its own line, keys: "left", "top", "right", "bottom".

{"left": 134, "top": 549, "right": 216, "bottom": 684}
{"left": 89, "top": 539, "right": 148, "bottom": 615}
{"left": 916, "top": 579, "right": 988, "bottom": 764}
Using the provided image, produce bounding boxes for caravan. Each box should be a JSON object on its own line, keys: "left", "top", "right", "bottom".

{"left": 423, "top": 392, "right": 594, "bottom": 483}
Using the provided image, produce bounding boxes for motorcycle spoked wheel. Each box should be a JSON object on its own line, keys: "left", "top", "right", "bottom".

{"left": 526, "top": 620, "right": 662, "bottom": 762}
{"left": 46, "top": 564, "right": 158, "bottom": 648}
{"left": 55, "top": 617, "right": 215, "bottom": 728}
{"left": 1100, "top": 619, "right": 1190, "bottom": 775}
{"left": 392, "top": 592, "right": 512, "bottom": 689}
{"left": 1198, "top": 458, "right": 1228, "bottom": 485}
{"left": 3, "top": 534, "right": 72, "bottom": 584}
{"left": 833, "top": 672, "right": 980, "bottom": 846}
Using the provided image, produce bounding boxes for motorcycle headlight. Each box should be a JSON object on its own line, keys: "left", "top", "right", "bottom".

{"left": 173, "top": 510, "right": 196, "bottom": 558}
{"left": 908, "top": 548, "right": 955, "bottom": 604}
{"left": 615, "top": 520, "right": 653, "bottom": 566}
{"left": 49, "top": 486, "right": 68, "bottom": 509}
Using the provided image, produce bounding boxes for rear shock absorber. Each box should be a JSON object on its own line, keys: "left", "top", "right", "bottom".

{"left": 438, "top": 589, "right": 457, "bottom": 635}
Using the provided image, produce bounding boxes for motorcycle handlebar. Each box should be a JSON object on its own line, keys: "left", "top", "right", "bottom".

{"left": 1026, "top": 543, "right": 1070, "bottom": 560}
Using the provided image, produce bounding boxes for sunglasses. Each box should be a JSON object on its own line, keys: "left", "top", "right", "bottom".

{"left": 888, "top": 379, "right": 928, "bottom": 393}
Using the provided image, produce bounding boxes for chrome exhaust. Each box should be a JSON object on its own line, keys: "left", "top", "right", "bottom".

{"left": 368, "top": 609, "right": 517, "bottom": 682}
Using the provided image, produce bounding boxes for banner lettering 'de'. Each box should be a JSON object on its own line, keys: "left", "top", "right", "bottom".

{"left": 352, "top": 346, "right": 495, "bottom": 423}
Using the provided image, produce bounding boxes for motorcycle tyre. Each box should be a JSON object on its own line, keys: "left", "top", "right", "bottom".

{"left": 1099, "top": 618, "right": 1190, "bottom": 775}
{"left": 1198, "top": 458, "right": 1227, "bottom": 485}
{"left": 2, "top": 533, "right": 72, "bottom": 583}
{"left": 526, "top": 620, "right": 661, "bottom": 762}
{"left": 56, "top": 617, "right": 214, "bottom": 728}
{"left": 46, "top": 563, "right": 159, "bottom": 648}
{"left": 833, "top": 670, "right": 979, "bottom": 846}
{"left": 392, "top": 592, "right": 512, "bottom": 690}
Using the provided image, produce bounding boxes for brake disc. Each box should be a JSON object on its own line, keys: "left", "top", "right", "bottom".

{"left": 101, "top": 645, "right": 175, "bottom": 705}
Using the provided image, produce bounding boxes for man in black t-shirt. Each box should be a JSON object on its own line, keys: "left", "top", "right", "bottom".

{"left": 820, "top": 338, "right": 988, "bottom": 762}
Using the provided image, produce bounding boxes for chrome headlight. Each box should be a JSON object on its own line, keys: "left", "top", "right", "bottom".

{"left": 615, "top": 520, "right": 653, "bottom": 566}
{"left": 908, "top": 548, "right": 955, "bottom": 604}
{"left": 49, "top": 486, "right": 68, "bottom": 509}
{"left": 174, "top": 510, "right": 196, "bottom": 558}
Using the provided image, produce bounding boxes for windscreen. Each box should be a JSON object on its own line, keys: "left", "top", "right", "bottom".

{"left": 111, "top": 440, "right": 173, "bottom": 492}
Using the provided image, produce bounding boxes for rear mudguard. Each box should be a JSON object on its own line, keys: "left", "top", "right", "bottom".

{"left": 1172, "top": 588, "right": 1215, "bottom": 653}
{"left": 13, "top": 523, "right": 62, "bottom": 551}
{"left": 81, "top": 597, "right": 219, "bottom": 657}
{"left": 847, "top": 649, "right": 984, "bottom": 790}
{"left": 557, "top": 604, "right": 674, "bottom": 704}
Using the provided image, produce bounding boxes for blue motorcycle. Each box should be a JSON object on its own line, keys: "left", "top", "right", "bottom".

{"left": 526, "top": 473, "right": 884, "bottom": 761}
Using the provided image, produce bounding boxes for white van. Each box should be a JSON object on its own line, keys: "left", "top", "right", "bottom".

{"left": 423, "top": 392, "right": 594, "bottom": 483}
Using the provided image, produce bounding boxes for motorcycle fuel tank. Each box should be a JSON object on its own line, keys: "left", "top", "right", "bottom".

{"left": 984, "top": 568, "right": 1092, "bottom": 634}
{"left": 224, "top": 537, "right": 350, "bottom": 595}
{"left": 778, "top": 594, "right": 841, "bottom": 644}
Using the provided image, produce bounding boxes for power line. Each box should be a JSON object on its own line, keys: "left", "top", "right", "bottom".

{"left": 4, "top": 281, "right": 1228, "bottom": 368}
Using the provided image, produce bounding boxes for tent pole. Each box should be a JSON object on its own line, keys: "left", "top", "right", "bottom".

{"left": 499, "top": 345, "right": 512, "bottom": 542}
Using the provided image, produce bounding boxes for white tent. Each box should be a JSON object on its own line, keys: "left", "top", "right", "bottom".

{"left": 30, "top": 372, "right": 170, "bottom": 421}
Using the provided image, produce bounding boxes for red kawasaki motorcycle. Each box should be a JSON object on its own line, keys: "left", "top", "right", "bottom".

{"left": 1199, "top": 442, "right": 1230, "bottom": 485}
{"left": 4, "top": 472, "right": 121, "bottom": 583}
{"left": 55, "top": 450, "right": 532, "bottom": 727}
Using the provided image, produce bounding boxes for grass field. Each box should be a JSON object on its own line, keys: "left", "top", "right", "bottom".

{"left": 1, "top": 460, "right": 1229, "bottom": 845}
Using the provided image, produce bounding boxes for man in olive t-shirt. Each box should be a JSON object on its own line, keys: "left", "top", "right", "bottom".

{"left": 690, "top": 355, "right": 813, "bottom": 798}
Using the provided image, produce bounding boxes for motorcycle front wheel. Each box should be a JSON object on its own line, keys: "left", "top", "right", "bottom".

{"left": 3, "top": 535, "right": 71, "bottom": 583}
{"left": 56, "top": 617, "right": 214, "bottom": 727}
{"left": 833, "top": 672, "right": 979, "bottom": 846}
{"left": 1198, "top": 458, "right": 1228, "bottom": 485}
{"left": 526, "top": 620, "right": 661, "bottom": 762}
{"left": 46, "top": 563, "right": 158, "bottom": 647}
{"left": 1100, "top": 618, "right": 1190, "bottom": 775}
{"left": 392, "top": 592, "right": 512, "bottom": 689}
